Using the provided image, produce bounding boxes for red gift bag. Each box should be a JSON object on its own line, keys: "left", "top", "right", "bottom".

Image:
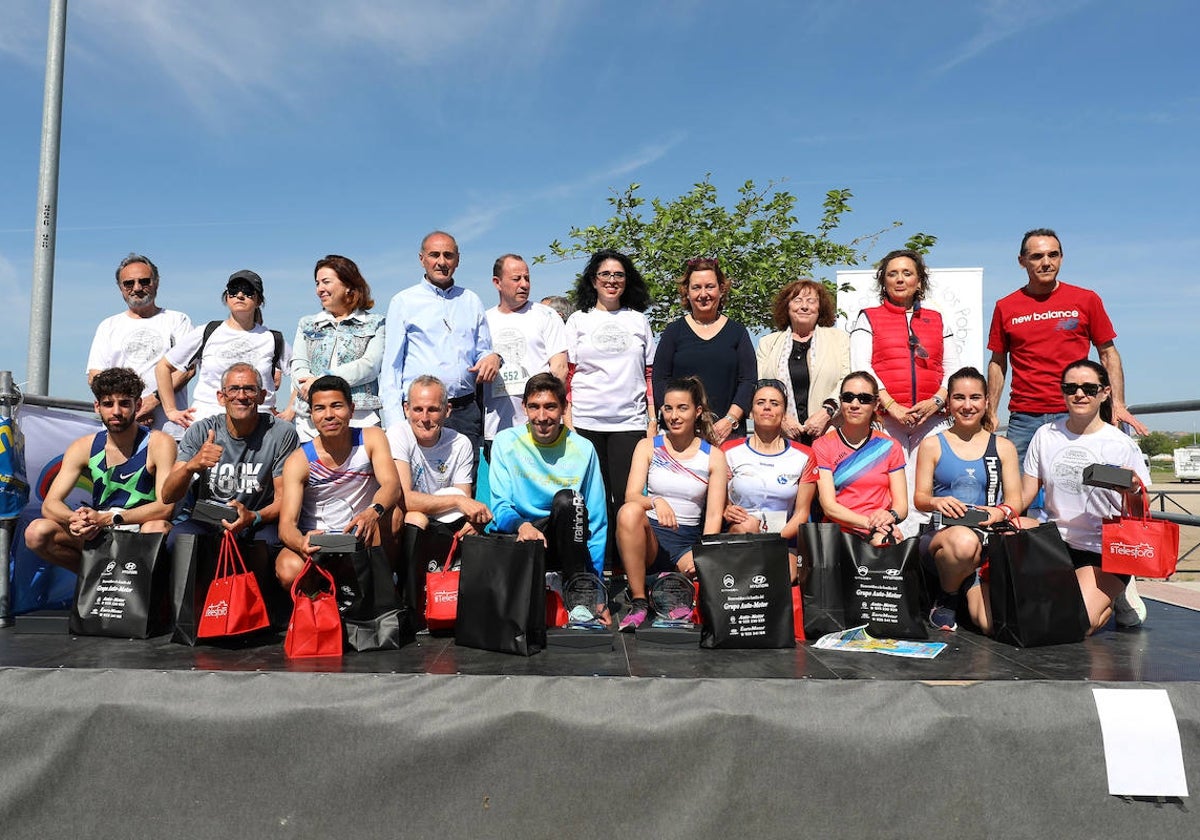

{"left": 1102, "top": 477, "right": 1179, "bottom": 578}
{"left": 285, "top": 560, "right": 343, "bottom": 658}
{"left": 792, "top": 584, "right": 805, "bottom": 642}
{"left": 546, "top": 587, "right": 569, "bottom": 628}
{"left": 425, "top": 535, "right": 461, "bottom": 631}
{"left": 197, "top": 531, "right": 271, "bottom": 638}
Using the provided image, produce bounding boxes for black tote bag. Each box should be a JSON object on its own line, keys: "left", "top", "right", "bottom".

{"left": 693, "top": 533, "right": 794, "bottom": 649}
{"left": 70, "top": 530, "right": 170, "bottom": 638}
{"left": 797, "top": 522, "right": 848, "bottom": 637}
{"left": 988, "top": 523, "right": 1089, "bottom": 647}
{"left": 839, "top": 532, "right": 927, "bottom": 640}
{"left": 455, "top": 534, "right": 546, "bottom": 656}
{"left": 171, "top": 532, "right": 291, "bottom": 645}
{"left": 318, "top": 545, "right": 408, "bottom": 652}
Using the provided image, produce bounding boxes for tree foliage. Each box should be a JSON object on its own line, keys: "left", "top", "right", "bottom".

{"left": 1138, "top": 431, "right": 1179, "bottom": 458}
{"left": 536, "top": 176, "right": 936, "bottom": 332}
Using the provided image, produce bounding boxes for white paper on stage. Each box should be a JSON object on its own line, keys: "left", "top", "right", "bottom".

{"left": 1092, "top": 688, "right": 1188, "bottom": 797}
{"left": 835, "top": 267, "right": 984, "bottom": 372}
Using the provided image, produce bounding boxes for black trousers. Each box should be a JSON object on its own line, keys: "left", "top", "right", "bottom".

{"left": 532, "top": 489, "right": 594, "bottom": 581}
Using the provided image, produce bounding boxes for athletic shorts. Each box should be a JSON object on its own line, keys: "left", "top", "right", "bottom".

{"left": 1067, "top": 545, "right": 1130, "bottom": 584}
{"left": 649, "top": 521, "right": 702, "bottom": 573}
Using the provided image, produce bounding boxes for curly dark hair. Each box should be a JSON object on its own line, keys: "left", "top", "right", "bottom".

{"left": 573, "top": 249, "right": 651, "bottom": 312}
{"left": 91, "top": 367, "right": 145, "bottom": 401}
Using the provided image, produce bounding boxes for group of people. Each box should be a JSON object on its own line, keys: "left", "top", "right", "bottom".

{"left": 26, "top": 226, "right": 1152, "bottom": 638}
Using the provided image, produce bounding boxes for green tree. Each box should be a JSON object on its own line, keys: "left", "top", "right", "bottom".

{"left": 536, "top": 176, "right": 936, "bottom": 332}
{"left": 1138, "top": 431, "right": 1178, "bottom": 458}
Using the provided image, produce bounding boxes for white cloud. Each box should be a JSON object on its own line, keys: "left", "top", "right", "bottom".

{"left": 48, "top": 0, "right": 580, "bottom": 125}
{"left": 446, "top": 134, "right": 685, "bottom": 241}
{"left": 931, "top": 0, "right": 1094, "bottom": 75}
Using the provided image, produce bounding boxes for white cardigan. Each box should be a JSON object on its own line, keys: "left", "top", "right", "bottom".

{"left": 755, "top": 326, "right": 850, "bottom": 424}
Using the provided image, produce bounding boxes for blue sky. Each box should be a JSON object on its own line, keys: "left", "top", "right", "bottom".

{"left": 1, "top": 0, "right": 1197, "bottom": 432}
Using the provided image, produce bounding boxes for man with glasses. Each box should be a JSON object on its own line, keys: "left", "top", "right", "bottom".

{"left": 379, "top": 231, "right": 501, "bottom": 457}
{"left": 87, "top": 253, "right": 193, "bottom": 433}
{"left": 987, "top": 228, "right": 1149, "bottom": 625}
{"left": 161, "top": 363, "right": 299, "bottom": 544}
{"left": 483, "top": 254, "right": 568, "bottom": 454}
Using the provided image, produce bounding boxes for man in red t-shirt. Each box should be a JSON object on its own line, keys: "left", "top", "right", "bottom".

{"left": 986, "top": 228, "right": 1147, "bottom": 462}
{"left": 986, "top": 228, "right": 1149, "bottom": 628}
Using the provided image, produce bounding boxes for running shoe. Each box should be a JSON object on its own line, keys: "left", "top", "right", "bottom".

{"left": 1115, "top": 579, "right": 1147, "bottom": 628}
{"left": 619, "top": 598, "right": 650, "bottom": 632}
{"left": 929, "top": 603, "right": 958, "bottom": 632}
{"left": 666, "top": 605, "right": 694, "bottom": 622}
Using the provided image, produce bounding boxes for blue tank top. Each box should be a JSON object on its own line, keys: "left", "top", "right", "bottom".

{"left": 932, "top": 433, "right": 1001, "bottom": 506}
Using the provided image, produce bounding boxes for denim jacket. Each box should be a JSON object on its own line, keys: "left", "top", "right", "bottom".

{"left": 291, "top": 309, "right": 385, "bottom": 413}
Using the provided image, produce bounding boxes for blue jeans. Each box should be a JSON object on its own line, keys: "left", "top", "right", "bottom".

{"left": 1006, "top": 411, "right": 1067, "bottom": 469}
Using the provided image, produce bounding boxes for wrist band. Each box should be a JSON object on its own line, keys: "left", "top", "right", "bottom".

{"left": 252, "top": 511, "right": 263, "bottom": 527}
{"left": 997, "top": 503, "right": 1015, "bottom": 520}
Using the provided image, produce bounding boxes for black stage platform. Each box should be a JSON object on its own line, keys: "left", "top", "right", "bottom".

{"left": 1, "top": 602, "right": 1197, "bottom": 838}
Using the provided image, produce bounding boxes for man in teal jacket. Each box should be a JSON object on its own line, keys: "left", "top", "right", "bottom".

{"left": 488, "top": 372, "right": 608, "bottom": 580}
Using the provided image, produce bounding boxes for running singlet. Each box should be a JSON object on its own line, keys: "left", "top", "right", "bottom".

{"left": 931, "top": 433, "right": 1001, "bottom": 507}
{"left": 88, "top": 427, "right": 156, "bottom": 510}
{"left": 647, "top": 435, "right": 711, "bottom": 527}
{"left": 723, "top": 438, "right": 818, "bottom": 514}
{"left": 812, "top": 429, "right": 905, "bottom": 522}
{"left": 299, "top": 428, "right": 380, "bottom": 532}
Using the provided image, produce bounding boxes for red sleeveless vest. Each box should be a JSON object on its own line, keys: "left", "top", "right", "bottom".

{"left": 863, "top": 299, "right": 944, "bottom": 404}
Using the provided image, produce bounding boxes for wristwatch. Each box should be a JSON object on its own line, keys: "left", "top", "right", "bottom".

{"left": 111, "top": 511, "right": 125, "bottom": 527}
{"left": 370, "top": 503, "right": 386, "bottom": 517}
{"left": 932, "top": 395, "right": 945, "bottom": 409}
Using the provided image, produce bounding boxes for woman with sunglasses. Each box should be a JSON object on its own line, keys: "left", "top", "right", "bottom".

{"left": 1022, "top": 359, "right": 1150, "bottom": 634}
{"left": 722, "top": 379, "right": 818, "bottom": 583}
{"left": 756, "top": 279, "right": 850, "bottom": 445}
{"left": 849, "top": 249, "right": 958, "bottom": 535}
{"left": 615, "top": 376, "right": 728, "bottom": 631}
{"left": 652, "top": 258, "right": 756, "bottom": 444}
{"left": 288, "top": 255, "right": 385, "bottom": 442}
{"left": 156, "top": 270, "right": 290, "bottom": 430}
{"left": 811, "top": 372, "right": 907, "bottom": 545}
{"left": 565, "top": 250, "right": 656, "bottom": 562}
{"left": 913, "top": 366, "right": 1026, "bottom": 633}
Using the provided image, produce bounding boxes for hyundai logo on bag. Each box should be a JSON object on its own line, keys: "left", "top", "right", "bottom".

{"left": 722, "top": 574, "right": 736, "bottom": 589}
{"left": 123, "top": 562, "right": 138, "bottom": 572}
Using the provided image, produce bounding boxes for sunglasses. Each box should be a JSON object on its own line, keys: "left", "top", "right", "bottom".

{"left": 754, "top": 378, "right": 787, "bottom": 393}
{"left": 840, "top": 391, "right": 877, "bottom": 405}
{"left": 1060, "top": 382, "right": 1103, "bottom": 397}
{"left": 120, "top": 277, "right": 154, "bottom": 289}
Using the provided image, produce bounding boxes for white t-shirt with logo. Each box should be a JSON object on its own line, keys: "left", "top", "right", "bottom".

{"left": 87, "top": 308, "right": 193, "bottom": 424}
{"left": 483, "top": 302, "right": 568, "bottom": 440}
{"left": 565, "top": 307, "right": 656, "bottom": 432}
{"left": 386, "top": 422, "right": 474, "bottom": 494}
{"left": 1024, "top": 419, "right": 1151, "bottom": 552}
{"left": 164, "top": 322, "right": 290, "bottom": 419}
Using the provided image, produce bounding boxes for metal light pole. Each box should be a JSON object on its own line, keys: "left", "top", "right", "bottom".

{"left": 26, "top": 0, "right": 69, "bottom": 396}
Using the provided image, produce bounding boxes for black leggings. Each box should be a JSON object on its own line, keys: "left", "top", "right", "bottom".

{"left": 533, "top": 489, "right": 595, "bottom": 580}
{"left": 573, "top": 427, "right": 642, "bottom": 567}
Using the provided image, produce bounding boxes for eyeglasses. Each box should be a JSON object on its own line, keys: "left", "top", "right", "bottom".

{"left": 596, "top": 270, "right": 626, "bottom": 281}
{"left": 222, "top": 385, "right": 261, "bottom": 396}
{"left": 120, "top": 277, "right": 154, "bottom": 289}
{"left": 1060, "top": 382, "right": 1102, "bottom": 397}
{"left": 840, "top": 391, "right": 877, "bottom": 405}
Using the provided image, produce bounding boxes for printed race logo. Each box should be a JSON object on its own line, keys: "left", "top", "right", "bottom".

{"left": 204, "top": 600, "right": 229, "bottom": 618}
{"left": 1108, "top": 542, "right": 1155, "bottom": 558}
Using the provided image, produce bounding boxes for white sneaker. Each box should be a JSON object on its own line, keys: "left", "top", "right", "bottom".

{"left": 1114, "top": 579, "right": 1147, "bottom": 628}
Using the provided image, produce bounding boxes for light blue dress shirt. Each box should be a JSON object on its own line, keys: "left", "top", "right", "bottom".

{"left": 379, "top": 279, "right": 493, "bottom": 427}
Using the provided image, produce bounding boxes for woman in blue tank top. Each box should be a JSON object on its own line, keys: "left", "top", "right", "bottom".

{"left": 913, "top": 367, "right": 1026, "bottom": 634}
